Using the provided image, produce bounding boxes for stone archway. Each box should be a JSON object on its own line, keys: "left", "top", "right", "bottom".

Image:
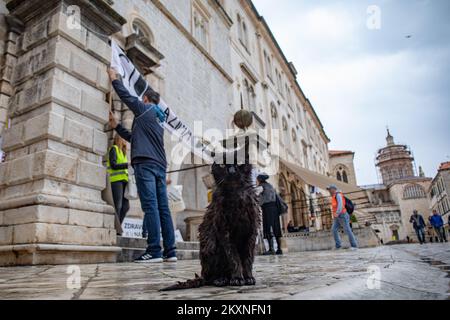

{"left": 278, "top": 174, "right": 290, "bottom": 232}
{"left": 390, "top": 224, "right": 400, "bottom": 241}
{"left": 290, "top": 183, "right": 303, "bottom": 227}
{"left": 175, "top": 152, "right": 210, "bottom": 241}
{"left": 299, "top": 188, "right": 309, "bottom": 228}
{"left": 317, "top": 192, "right": 332, "bottom": 230}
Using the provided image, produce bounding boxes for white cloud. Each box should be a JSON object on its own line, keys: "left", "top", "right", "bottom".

{"left": 303, "top": 7, "right": 357, "bottom": 43}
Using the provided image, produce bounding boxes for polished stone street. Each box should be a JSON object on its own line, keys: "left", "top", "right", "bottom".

{"left": 0, "top": 244, "right": 448, "bottom": 300}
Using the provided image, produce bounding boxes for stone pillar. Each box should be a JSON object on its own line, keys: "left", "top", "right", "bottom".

{"left": 0, "top": 0, "right": 126, "bottom": 266}
{"left": 0, "top": 15, "right": 23, "bottom": 133}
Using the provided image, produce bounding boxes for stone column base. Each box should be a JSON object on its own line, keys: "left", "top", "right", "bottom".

{"left": 0, "top": 244, "right": 121, "bottom": 266}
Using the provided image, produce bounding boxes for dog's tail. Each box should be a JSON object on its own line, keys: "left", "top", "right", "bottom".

{"left": 160, "top": 274, "right": 205, "bottom": 292}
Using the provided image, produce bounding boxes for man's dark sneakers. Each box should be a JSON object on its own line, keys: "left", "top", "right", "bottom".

{"left": 134, "top": 253, "right": 163, "bottom": 263}
{"left": 276, "top": 249, "right": 283, "bottom": 255}
{"left": 163, "top": 255, "right": 178, "bottom": 263}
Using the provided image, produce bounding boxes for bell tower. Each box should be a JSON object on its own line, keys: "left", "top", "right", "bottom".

{"left": 376, "top": 129, "right": 415, "bottom": 186}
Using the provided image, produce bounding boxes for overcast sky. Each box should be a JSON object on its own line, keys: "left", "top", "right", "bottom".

{"left": 253, "top": 0, "right": 450, "bottom": 185}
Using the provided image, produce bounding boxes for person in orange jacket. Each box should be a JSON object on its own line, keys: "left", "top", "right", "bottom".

{"left": 327, "top": 184, "right": 358, "bottom": 250}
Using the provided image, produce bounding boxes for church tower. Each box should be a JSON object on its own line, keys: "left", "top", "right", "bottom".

{"left": 376, "top": 129, "right": 415, "bottom": 185}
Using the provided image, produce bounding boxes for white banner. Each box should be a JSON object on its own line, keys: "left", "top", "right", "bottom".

{"left": 111, "top": 40, "right": 214, "bottom": 163}
{"left": 122, "top": 218, "right": 144, "bottom": 239}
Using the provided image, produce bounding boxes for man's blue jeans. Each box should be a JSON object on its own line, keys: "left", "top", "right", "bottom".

{"left": 332, "top": 213, "right": 358, "bottom": 248}
{"left": 415, "top": 227, "right": 426, "bottom": 244}
{"left": 134, "top": 163, "right": 176, "bottom": 258}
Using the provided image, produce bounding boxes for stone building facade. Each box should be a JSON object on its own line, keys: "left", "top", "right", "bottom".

{"left": 328, "top": 150, "right": 357, "bottom": 186}
{"left": 0, "top": 0, "right": 127, "bottom": 266}
{"left": 429, "top": 162, "right": 450, "bottom": 221}
{"left": 0, "top": 0, "right": 334, "bottom": 265}
{"left": 222, "top": 0, "right": 331, "bottom": 233}
{"left": 358, "top": 130, "right": 432, "bottom": 243}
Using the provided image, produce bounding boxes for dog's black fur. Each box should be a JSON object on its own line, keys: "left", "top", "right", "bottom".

{"left": 161, "top": 161, "right": 260, "bottom": 291}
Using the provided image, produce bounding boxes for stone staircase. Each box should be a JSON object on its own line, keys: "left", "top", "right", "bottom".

{"left": 355, "top": 209, "right": 377, "bottom": 226}
{"left": 116, "top": 237, "right": 200, "bottom": 262}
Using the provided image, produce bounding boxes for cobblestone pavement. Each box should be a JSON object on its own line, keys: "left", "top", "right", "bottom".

{"left": 0, "top": 244, "right": 449, "bottom": 300}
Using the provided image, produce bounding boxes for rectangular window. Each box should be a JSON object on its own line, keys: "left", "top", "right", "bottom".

{"left": 296, "top": 104, "right": 304, "bottom": 127}
{"left": 445, "top": 197, "right": 450, "bottom": 213}
{"left": 192, "top": 2, "right": 210, "bottom": 50}
{"left": 242, "top": 78, "right": 256, "bottom": 112}
{"left": 264, "top": 51, "right": 273, "bottom": 81}
{"left": 286, "top": 84, "right": 293, "bottom": 109}
{"left": 237, "top": 14, "right": 250, "bottom": 52}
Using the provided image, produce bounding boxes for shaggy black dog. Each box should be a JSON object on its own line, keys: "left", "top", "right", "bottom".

{"left": 161, "top": 160, "right": 260, "bottom": 291}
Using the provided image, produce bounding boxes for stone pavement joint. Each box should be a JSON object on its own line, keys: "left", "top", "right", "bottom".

{"left": 0, "top": 244, "right": 448, "bottom": 300}
{"left": 71, "top": 265, "right": 100, "bottom": 300}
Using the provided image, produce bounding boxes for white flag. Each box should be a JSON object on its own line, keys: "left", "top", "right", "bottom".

{"left": 111, "top": 40, "right": 214, "bottom": 163}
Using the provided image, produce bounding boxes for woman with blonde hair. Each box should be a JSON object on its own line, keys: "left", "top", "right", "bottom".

{"left": 107, "top": 134, "right": 130, "bottom": 235}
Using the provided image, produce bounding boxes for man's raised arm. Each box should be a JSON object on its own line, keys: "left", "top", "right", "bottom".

{"left": 109, "top": 111, "right": 131, "bottom": 142}
{"left": 107, "top": 67, "right": 147, "bottom": 117}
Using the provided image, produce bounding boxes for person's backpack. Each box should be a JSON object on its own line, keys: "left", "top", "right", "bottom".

{"left": 275, "top": 193, "right": 288, "bottom": 216}
{"left": 344, "top": 196, "right": 355, "bottom": 214}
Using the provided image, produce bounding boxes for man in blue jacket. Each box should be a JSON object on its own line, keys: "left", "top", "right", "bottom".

{"left": 429, "top": 210, "right": 448, "bottom": 243}
{"left": 409, "top": 210, "right": 427, "bottom": 244}
{"left": 108, "top": 67, "right": 176, "bottom": 263}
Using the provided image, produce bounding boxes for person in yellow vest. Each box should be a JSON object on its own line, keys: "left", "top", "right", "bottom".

{"left": 327, "top": 184, "right": 358, "bottom": 250}
{"left": 107, "top": 135, "right": 130, "bottom": 235}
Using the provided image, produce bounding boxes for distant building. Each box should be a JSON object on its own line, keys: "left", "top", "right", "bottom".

{"left": 429, "top": 162, "right": 450, "bottom": 220}
{"left": 328, "top": 150, "right": 357, "bottom": 186}
{"left": 376, "top": 130, "right": 415, "bottom": 185}
{"left": 355, "top": 130, "right": 432, "bottom": 243}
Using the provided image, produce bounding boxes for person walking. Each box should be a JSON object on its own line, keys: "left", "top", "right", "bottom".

{"left": 257, "top": 174, "right": 283, "bottom": 255}
{"left": 107, "top": 134, "right": 130, "bottom": 235}
{"left": 429, "top": 210, "right": 448, "bottom": 243}
{"left": 327, "top": 184, "right": 358, "bottom": 250}
{"left": 409, "top": 210, "right": 427, "bottom": 244}
{"left": 108, "top": 67, "right": 177, "bottom": 263}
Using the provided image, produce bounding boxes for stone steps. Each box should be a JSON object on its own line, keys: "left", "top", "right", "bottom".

{"left": 116, "top": 237, "right": 200, "bottom": 262}
{"left": 117, "top": 247, "right": 200, "bottom": 262}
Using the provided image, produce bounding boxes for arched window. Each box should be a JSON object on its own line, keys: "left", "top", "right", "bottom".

{"left": 270, "top": 102, "right": 277, "bottom": 118}
{"left": 132, "top": 19, "right": 154, "bottom": 45}
{"left": 403, "top": 184, "right": 426, "bottom": 199}
{"left": 237, "top": 14, "right": 243, "bottom": 39}
{"left": 270, "top": 102, "right": 279, "bottom": 134}
{"left": 342, "top": 171, "right": 348, "bottom": 183}
{"left": 237, "top": 14, "right": 249, "bottom": 50}
{"left": 275, "top": 69, "right": 283, "bottom": 93}
{"left": 281, "top": 117, "right": 288, "bottom": 145}
{"left": 335, "top": 164, "right": 350, "bottom": 184}
{"left": 278, "top": 73, "right": 283, "bottom": 95}
{"left": 243, "top": 79, "right": 256, "bottom": 112}
{"left": 292, "top": 129, "right": 300, "bottom": 158}
{"left": 285, "top": 84, "right": 292, "bottom": 107}
{"left": 248, "top": 85, "right": 256, "bottom": 111}
{"left": 291, "top": 129, "right": 297, "bottom": 142}
{"left": 264, "top": 51, "right": 273, "bottom": 80}
{"left": 302, "top": 141, "right": 309, "bottom": 169}
{"left": 242, "top": 22, "right": 249, "bottom": 48}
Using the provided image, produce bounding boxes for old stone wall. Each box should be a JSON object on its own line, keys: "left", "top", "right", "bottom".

{"left": 285, "top": 227, "right": 380, "bottom": 252}
{"left": 0, "top": 0, "right": 126, "bottom": 266}
{"left": 389, "top": 180, "right": 432, "bottom": 239}
{"left": 329, "top": 153, "right": 358, "bottom": 186}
